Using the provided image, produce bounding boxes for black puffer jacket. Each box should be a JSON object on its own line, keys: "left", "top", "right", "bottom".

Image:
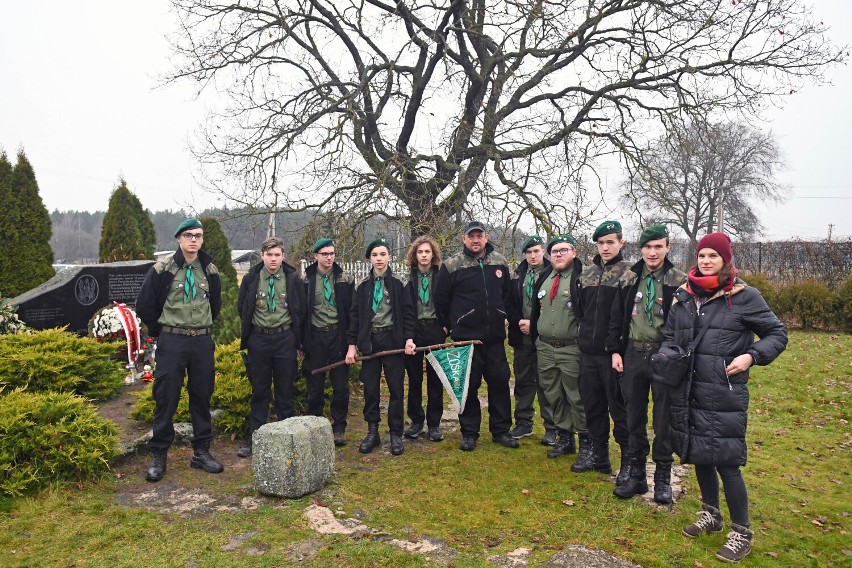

{"left": 663, "top": 280, "right": 787, "bottom": 466}
{"left": 434, "top": 243, "right": 511, "bottom": 343}
{"left": 237, "top": 261, "right": 307, "bottom": 350}
{"left": 506, "top": 258, "right": 552, "bottom": 348}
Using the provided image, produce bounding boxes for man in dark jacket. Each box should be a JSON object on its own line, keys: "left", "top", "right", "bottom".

{"left": 136, "top": 218, "right": 223, "bottom": 482}
{"left": 236, "top": 236, "right": 307, "bottom": 458}
{"left": 301, "top": 238, "right": 355, "bottom": 447}
{"left": 573, "top": 220, "right": 631, "bottom": 482}
{"left": 506, "top": 235, "right": 557, "bottom": 444}
{"left": 607, "top": 224, "right": 686, "bottom": 503}
{"left": 434, "top": 221, "right": 519, "bottom": 451}
{"left": 345, "top": 237, "right": 416, "bottom": 456}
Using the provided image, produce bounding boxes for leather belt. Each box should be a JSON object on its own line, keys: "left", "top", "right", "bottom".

{"left": 255, "top": 325, "right": 291, "bottom": 335}
{"left": 538, "top": 336, "right": 576, "bottom": 348}
{"left": 161, "top": 326, "right": 210, "bottom": 336}
{"left": 312, "top": 324, "right": 338, "bottom": 331}
{"left": 371, "top": 325, "right": 393, "bottom": 334}
{"left": 629, "top": 340, "right": 661, "bottom": 351}
{"left": 418, "top": 318, "right": 439, "bottom": 324}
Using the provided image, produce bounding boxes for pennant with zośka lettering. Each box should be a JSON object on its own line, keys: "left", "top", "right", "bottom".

{"left": 426, "top": 344, "right": 474, "bottom": 413}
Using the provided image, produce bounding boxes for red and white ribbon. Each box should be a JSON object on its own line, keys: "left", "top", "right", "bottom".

{"left": 113, "top": 302, "right": 141, "bottom": 368}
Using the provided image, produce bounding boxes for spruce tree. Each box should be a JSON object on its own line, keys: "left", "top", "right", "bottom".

{"left": 99, "top": 180, "right": 154, "bottom": 262}
{"left": 0, "top": 152, "right": 54, "bottom": 296}
{"left": 200, "top": 216, "right": 240, "bottom": 343}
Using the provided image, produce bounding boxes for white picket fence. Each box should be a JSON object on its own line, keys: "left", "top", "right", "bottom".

{"left": 299, "top": 259, "right": 408, "bottom": 281}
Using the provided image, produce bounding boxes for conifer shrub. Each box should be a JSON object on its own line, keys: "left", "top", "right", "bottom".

{"left": 836, "top": 276, "right": 852, "bottom": 333}
{"left": 741, "top": 272, "right": 779, "bottom": 314}
{"left": 776, "top": 280, "right": 836, "bottom": 330}
{"left": 0, "top": 389, "right": 118, "bottom": 496}
{"left": 0, "top": 328, "right": 125, "bottom": 400}
{"left": 132, "top": 339, "right": 361, "bottom": 434}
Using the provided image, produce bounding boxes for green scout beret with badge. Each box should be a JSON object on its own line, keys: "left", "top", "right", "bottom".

{"left": 547, "top": 234, "right": 577, "bottom": 253}
{"left": 313, "top": 238, "right": 334, "bottom": 253}
{"left": 639, "top": 224, "right": 669, "bottom": 247}
{"left": 365, "top": 237, "right": 391, "bottom": 258}
{"left": 174, "top": 218, "right": 203, "bottom": 238}
{"left": 522, "top": 235, "right": 544, "bottom": 251}
{"left": 592, "top": 220, "right": 622, "bottom": 241}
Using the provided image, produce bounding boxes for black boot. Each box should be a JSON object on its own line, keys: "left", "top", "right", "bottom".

{"left": 615, "top": 448, "right": 632, "bottom": 486}
{"left": 571, "top": 432, "right": 593, "bottom": 472}
{"left": 145, "top": 450, "right": 167, "bottom": 482}
{"left": 547, "top": 430, "right": 576, "bottom": 458}
{"left": 237, "top": 439, "right": 252, "bottom": 458}
{"left": 653, "top": 462, "right": 673, "bottom": 504}
{"left": 613, "top": 458, "right": 649, "bottom": 499}
{"left": 575, "top": 440, "right": 612, "bottom": 474}
{"left": 358, "top": 423, "right": 381, "bottom": 454}
{"left": 403, "top": 421, "right": 423, "bottom": 440}
{"left": 390, "top": 434, "right": 405, "bottom": 455}
{"left": 190, "top": 445, "right": 224, "bottom": 473}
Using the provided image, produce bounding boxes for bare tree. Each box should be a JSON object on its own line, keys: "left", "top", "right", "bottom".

{"left": 168, "top": 0, "right": 843, "bottom": 241}
{"left": 621, "top": 120, "right": 788, "bottom": 249}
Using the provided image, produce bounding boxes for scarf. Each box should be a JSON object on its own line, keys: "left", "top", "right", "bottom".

{"left": 183, "top": 265, "right": 197, "bottom": 303}
{"left": 686, "top": 266, "right": 738, "bottom": 298}
{"left": 372, "top": 276, "right": 383, "bottom": 313}
{"left": 323, "top": 273, "right": 334, "bottom": 307}
{"left": 525, "top": 269, "right": 535, "bottom": 306}
{"left": 267, "top": 274, "right": 277, "bottom": 312}
{"left": 419, "top": 272, "right": 430, "bottom": 305}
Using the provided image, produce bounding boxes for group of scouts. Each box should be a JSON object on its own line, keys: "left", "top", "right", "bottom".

{"left": 135, "top": 217, "right": 683, "bottom": 505}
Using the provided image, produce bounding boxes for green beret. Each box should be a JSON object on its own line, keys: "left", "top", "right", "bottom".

{"left": 365, "top": 237, "right": 391, "bottom": 259}
{"left": 174, "top": 218, "right": 203, "bottom": 238}
{"left": 592, "top": 220, "right": 622, "bottom": 241}
{"left": 312, "top": 238, "right": 334, "bottom": 253}
{"left": 639, "top": 224, "right": 669, "bottom": 247}
{"left": 521, "top": 235, "right": 544, "bottom": 252}
{"left": 547, "top": 234, "right": 577, "bottom": 253}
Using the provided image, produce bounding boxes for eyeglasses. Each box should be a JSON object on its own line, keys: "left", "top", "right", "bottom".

{"left": 316, "top": 252, "right": 335, "bottom": 258}
{"left": 181, "top": 232, "right": 204, "bottom": 241}
{"left": 550, "top": 247, "right": 575, "bottom": 256}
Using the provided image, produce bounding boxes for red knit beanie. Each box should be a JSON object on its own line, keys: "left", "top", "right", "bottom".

{"left": 696, "top": 232, "right": 732, "bottom": 264}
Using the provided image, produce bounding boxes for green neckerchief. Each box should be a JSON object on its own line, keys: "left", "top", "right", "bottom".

{"left": 419, "top": 271, "right": 430, "bottom": 305}
{"left": 183, "top": 265, "right": 197, "bottom": 303}
{"left": 643, "top": 267, "right": 660, "bottom": 326}
{"left": 323, "top": 273, "right": 334, "bottom": 307}
{"left": 372, "top": 276, "right": 383, "bottom": 313}
{"left": 525, "top": 269, "right": 535, "bottom": 306}
{"left": 267, "top": 274, "right": 277, "bottom": 312}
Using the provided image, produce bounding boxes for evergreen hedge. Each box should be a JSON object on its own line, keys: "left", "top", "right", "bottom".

{"left": 0, "top": 328, "right": 126, "bottom": 400}
{"left": 99, "top": 180, "right": 155, "bottom": 262}
{"left": 0, "top": 389, "right": 118, "bottom": 497}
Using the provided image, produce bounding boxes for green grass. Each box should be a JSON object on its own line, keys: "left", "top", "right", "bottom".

{"left": 0, "top": 331, "right": 848, "bottom": 567}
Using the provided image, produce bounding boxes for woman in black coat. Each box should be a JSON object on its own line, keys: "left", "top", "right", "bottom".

{"left": 661, "top": 233, "right": 787, "bottom": 563}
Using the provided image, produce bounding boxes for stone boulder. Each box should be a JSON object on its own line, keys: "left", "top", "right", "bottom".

{"left": 252, "top": 416, "right": 335, "bottom": 498}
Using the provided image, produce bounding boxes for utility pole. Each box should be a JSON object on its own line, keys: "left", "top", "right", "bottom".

{"left": 828, "top": 224, "right": 834, "bottom": 242}
{"left": 716, "top": 186, "right": 724, "bottom": 232}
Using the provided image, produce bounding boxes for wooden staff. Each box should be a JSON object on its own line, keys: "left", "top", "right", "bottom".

{"left": 310, "top": 340, "right": 483, "bottom": 374}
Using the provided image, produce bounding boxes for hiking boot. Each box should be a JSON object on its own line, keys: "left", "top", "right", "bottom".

{"left": 145, "top": 451, "right": 167, "bottom": 482}
{"left": 390, "top": 435, "right": 405, "bottom": 456}
{"left": 492, "top": 434, "right": 520, "bottom": 448}
{"left": 613, "top": 459, "right": 649, "bottom": 499}
{"left": 427, "top": 427, "right": 444, "bottom": 442}
{"left": 333, "top": 431, "right": 347, "bottom": 447}
{"left": 237, "top": 442, "right": 252, "bottom": 458}
{"left": 653, "top": 463, "right": 673, "bottom": 504}
{"left": 573, "top": 440, "right": 612, "bottom": 473}
{"left": 190, "top": 447, "right": 224, "bottom": 474}
{"left": 683, "top": 503, "right": 724, "bottom": 538}
{"left": 540, "top": 429, "right": 558, "bottom": 446}
{"left": 547, "top": 431, "right": 576, "bottom": 458}
{"left": 358, "top": 423, "right": 381, "bottom": 454}
{"left": 509, "top": 424, "right": 533, "bottom": 439}
{"left": 459, "top": 436, "right": 476, "bottom": 451}
{"left": 403, "top": 421, "right": 423, "bottom": 440}
{"left": 615, "top": 448, "right": 632, "bottom": 486}
{"left": 715, "top": 523, "right": 753, "bottom": 563}
{"left": 571, "top": 432, "right": 593, "bottom": 473}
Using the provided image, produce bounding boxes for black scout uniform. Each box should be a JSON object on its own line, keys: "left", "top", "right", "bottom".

{"left": 347, "top": 238, "right": 416, "bottom": 455}
{"left": 506, "top": 235, "right": 556, "bottom": 442}
{"left": 574, "top": 220, "right": 631, "bottom": 478}
{"left": 607, "top": 225, "right": 686, "bottom": 502}
{"left": 301, "top": 238, "right": 355, "bottom": 446}
{"left": 403, "top": 263, "right": 446, "bottom": 440}
{"left": 529, "top": 235, "right": 585, "bottom": 459}
{"left": 237, "top": 254, "right": 306, "bottom": 451}
{"left": 136, "top": 218, "right": 223, "bottom": 482}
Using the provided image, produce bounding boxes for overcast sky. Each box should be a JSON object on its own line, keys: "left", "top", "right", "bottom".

{"left": 1, "top": 1, "right": 849, "bottom": 241}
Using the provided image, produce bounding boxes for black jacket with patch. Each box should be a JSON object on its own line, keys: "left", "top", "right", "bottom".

{"left": 237, "top": 260, "right": 307, "bottom": 350}
{"left": 301, "top": 262, "right": 354, "bottom": 356}
{"left": 577, "top": 252, "right": 631, "bottom": 355}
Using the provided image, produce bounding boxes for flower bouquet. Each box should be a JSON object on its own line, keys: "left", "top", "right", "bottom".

{"left": 0, "top": 294, "right": 29, "bottom": 335}
{"left": 89, "top": 303, "right": 153, "bottom": 380}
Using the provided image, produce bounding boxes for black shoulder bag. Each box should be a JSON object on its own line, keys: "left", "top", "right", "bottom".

{"left": 651, "top": 301, "right": 720, "bottom": 388}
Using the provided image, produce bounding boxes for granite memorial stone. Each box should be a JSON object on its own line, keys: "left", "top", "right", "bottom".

{"left": 10, "top": 260, "right": 154, "bottom": 335}
{"left": 253, "top": 416, "right": 335, "bottom": 499}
